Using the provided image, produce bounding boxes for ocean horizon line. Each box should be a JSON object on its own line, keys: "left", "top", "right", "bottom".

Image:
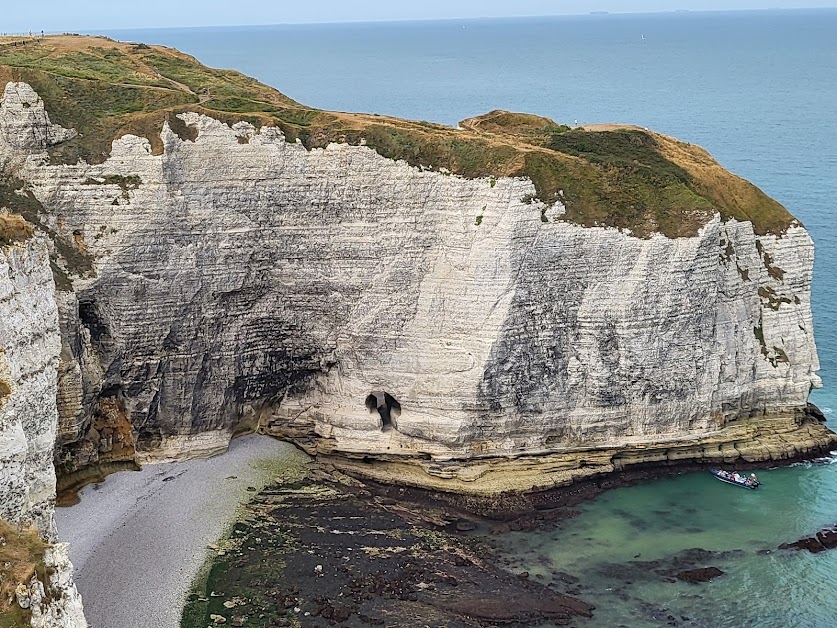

{"left": 23, "top": 5, "right": 830, "bottom": 35}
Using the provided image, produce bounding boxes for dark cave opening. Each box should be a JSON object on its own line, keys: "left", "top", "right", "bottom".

{"left": 78, "top": 297, "right": 108, "bottom": 341}
{"left": 365, "top": 391, "right": 401, "bottom": 432}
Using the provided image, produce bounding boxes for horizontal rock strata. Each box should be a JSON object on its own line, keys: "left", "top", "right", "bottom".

{"left": 0, "top": 235, "right": 86, "bottom": 627}
{"left": 0, "top": 47, "right": 832, "bottom": 498}
{"left": 321, "top": 414, "right": 835, "bottom": 495}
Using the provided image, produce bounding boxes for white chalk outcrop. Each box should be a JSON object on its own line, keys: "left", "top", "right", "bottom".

{"left": 0, "top": 82, "right": 76, "bottom": 155}
{"left": 1, "top": 80, "right": 833, "bottom": 495}
{"left": 0, "top": 234, "right": 86, "bottom": 627}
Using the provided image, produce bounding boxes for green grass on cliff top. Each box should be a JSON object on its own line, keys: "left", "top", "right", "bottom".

{"left": 0, "top": 35, "right": 793, "bottom": 238}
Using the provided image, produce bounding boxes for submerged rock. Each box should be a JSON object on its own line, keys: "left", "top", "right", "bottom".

{"left": 675, "top": 567, "right": 725, "bottom": 583}
{"left": 598, "top": 548, "right": 735, "bottom": 586}
{"left": 779, "top": 525, "right": 837, "bottom": 553}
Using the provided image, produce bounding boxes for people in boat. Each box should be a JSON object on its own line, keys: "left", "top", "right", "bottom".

{"left": 714, "top": 469, "right": 760, "bottom": 486}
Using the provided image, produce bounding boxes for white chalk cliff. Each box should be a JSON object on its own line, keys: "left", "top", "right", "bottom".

{"left": 0, "top": 74, "right": 831, "bottom": 501}
{"left": 0, "top": 233, "right": 86, "bottom": 627}
{"left": 4, "top": 38, "right": 835, "bottom": 628}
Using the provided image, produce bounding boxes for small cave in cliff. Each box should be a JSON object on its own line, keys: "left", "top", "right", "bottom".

{"left": 78, "top": 297, "right": 109, "bottom": 342}
{"left": 365, "top": 391, "right": 401, "bottom": 432}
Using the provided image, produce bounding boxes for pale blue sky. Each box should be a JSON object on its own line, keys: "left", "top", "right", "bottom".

{"left": 3, "top": 0, "right": 837, "bottom": 32}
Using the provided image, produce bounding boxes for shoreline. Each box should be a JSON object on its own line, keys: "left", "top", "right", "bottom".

{"left": 180, "top": 450, "right": 837, "bottom": 627}
{"left": 52, "top": 430, "right": 837, "bottom": 627}
{"left": 181, "top": 464, "right": 594, "bottom": 628}
{"left": 318, "top": 412, "right": 837, "bottom": 516}
{"left": 55, "top": 434, "right": 308, "bottom": 628}
{"left": 355, "top": 440, "right": 837, "bottom": 525}
{"left": 55, "top": 409, "right": 837, "bottom": 529}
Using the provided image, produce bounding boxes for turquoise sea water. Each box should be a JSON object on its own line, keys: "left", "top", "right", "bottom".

{"left": 104, "top": 12, "right": 837, "bottom": 626}
{"left": 496, "top": 456, "right": 837, "bottom": 627}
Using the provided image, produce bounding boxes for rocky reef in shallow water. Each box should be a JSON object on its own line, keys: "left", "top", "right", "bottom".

{"left": 0, "top": 35, "right": 834, "bottom": 510}
{"left": 181, "top": 464, "right": 594, "bottom": 628}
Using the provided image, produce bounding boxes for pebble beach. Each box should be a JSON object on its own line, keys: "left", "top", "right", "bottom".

{"left": 55, "top": 435, "right": 307, "bottom": 628}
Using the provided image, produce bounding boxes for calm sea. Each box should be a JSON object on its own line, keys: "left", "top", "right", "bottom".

{"left": 105, "top": 11, "right": 837, "bottom": 626}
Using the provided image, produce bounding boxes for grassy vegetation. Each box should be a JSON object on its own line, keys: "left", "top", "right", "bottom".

{"left": 548, "top": 129, "right": 689, "bottom": 180}
{"left": 0, "top": 35, "right": 795, "bottom": 238}
{"left": 82, "top": 174, "right": 141, "bottom": 199}
{"left": 342, "top": 123, "right": 521, "bottom": 178}
{"left": 0, "top": 37, "right": 322, "bottom": 163}
{"left": 754, "top": 322, "right": 767, "bottom": 355}
{"left": 540, "top": 130, "right": 717, "bottom": 236}
{"left": 0, "top": 177, "right": 93, "bottom": 289}
{"left": 0, "top": 214, "right": 34, "bottom": 246}
{"left": 753, "top": 320, "right": 789, "bottom": 367}
{"left": 758, "top": 286, "right": 793, "bottom": 311}
{"left": 762, "top": 251, "right": 786, "bottom": 281}
{"left": 460, "top": 109, "right": 571, "bottom": 141}
{"left": 0, "top": 519, "right": 49, "bottom": 627}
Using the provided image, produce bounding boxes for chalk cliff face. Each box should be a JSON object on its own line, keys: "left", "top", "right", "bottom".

{"left": 0, "top": 234, "right": 60, "bottom": 535}
{"left": 0, "top": 234, "right": 86, "bottom": 627}
{"left": 0, "top": 36, "right": 833, "bottom": 498}
{"left": 0, "top": 34, "right": 830, "bottom": 628}
{"left": 1, "top": 91, "right": 828, "bottom": 486}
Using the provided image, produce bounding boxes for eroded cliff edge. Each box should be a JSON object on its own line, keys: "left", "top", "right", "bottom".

{"left": 0, "top": 35, "right": 834, "bottom": 502}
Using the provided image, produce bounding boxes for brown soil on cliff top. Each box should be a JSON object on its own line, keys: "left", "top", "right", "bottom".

{"left": 0, "top": 34, "right": 796, "bottom": 238}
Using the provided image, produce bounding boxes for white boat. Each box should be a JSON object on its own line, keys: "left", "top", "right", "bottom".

{"left": 710, "top": 469, "right": 760, "bottom": 490}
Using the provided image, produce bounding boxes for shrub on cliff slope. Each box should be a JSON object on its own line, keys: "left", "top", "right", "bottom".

{"left": 0, "top": 519, "right": 49, "bottom": 627}
{"left": 0, "top": 214, "right": 34, "bottom": 246}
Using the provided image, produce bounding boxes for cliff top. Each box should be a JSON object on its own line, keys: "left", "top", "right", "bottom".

{"left": 0, "top": 35, "right": 794, "bottom": 238}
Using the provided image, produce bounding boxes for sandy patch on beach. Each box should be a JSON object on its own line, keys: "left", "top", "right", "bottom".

{"left": 55, "top": 435, "right": 307, "bottom": 628}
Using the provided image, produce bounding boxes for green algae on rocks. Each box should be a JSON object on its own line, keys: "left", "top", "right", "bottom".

{"left": 0, "top": 34, "right": 794, "bottom": 238}
{"left": 182, "top": 465, "right": 593, "bottom": 628}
